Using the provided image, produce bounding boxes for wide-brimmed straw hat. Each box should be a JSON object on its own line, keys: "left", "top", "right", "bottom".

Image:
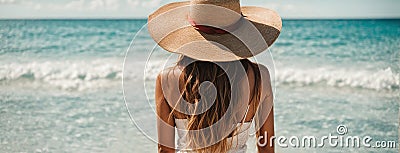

{"left": 148, "top": 0, "right": 282, "bottom": 62}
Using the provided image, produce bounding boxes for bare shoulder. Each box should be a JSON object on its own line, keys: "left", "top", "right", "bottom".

{"left": 255, "top": 64, "right": 273, "bottom": 100}
{"left": 257, "top": 64, "right": 271, "bottom": 80}
{"left": 155, "top": 67, "right": 177, "bottom": 114}
{"left": 157, "top": 67, "right": 179, "bottom": 95}
{"left": 156, "top": 66, "right": 182, "bottom": 108}
{"left": 157, "top": 66, "right": 181, "bottom": 82}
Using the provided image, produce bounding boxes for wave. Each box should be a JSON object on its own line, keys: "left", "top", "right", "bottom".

{"left": 0, "top": 60, "right": 398, "bottom": 91}
{"left": 275, "top": 66, "right": 399, "bottom": 91}
{"left": 0, "top": 60, "right": 124, "bottom": 91}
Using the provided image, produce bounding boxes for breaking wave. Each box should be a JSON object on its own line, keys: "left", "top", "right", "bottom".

{"left": 275, "top": 66, "right": 399, "bottom": 91}
{"left": 0, "top": 60, "right": 398, "bottom": 91}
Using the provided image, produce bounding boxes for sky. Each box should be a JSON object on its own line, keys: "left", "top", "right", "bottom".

{"left": 0, "top": 0, "right": 399, "bottom": 19}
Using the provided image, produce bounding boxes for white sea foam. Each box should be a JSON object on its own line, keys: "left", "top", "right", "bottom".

{"left": 0, "top": 60, "right": 124, "bottom": 91}
{"left": 275, "top": 66, "right": 399, "bottom": 90}
{"left": 0, "top": 60, "right": 398, "bottom": 91}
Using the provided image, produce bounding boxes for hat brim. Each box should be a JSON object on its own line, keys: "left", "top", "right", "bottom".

{"left": 148, "top": 1, "right": 282, "bottom": 62}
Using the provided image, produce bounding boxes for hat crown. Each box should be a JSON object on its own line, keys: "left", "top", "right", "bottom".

{"left": 190, "top": 0, "right": 241, "bottom": 13}
{"left": 189, "top": 0, "right": 242, "bottom": 27}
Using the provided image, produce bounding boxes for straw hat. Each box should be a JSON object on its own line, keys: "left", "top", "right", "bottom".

{"left": 148, "top": 0, "right": 282, "bottom": 62}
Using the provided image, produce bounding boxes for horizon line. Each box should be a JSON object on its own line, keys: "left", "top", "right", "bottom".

{"left": 0, "top": 17, "right": 400, "bottom": 20}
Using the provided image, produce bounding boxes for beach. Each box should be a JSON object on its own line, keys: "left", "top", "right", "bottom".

{"left": 0, "top": 19, "right": 398, "bottom": 152}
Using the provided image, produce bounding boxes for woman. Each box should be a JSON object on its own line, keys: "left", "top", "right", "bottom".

{"left": 148, "top": 0, "right": 282, "bottom": 152}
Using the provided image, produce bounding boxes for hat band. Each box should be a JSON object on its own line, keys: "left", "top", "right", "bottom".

{"left": 187, "top": 13, "right": 245, "bottom": 34}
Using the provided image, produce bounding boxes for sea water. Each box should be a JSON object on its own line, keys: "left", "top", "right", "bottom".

{"left": 0, "top": 19, "right": 398, "bottom": 152}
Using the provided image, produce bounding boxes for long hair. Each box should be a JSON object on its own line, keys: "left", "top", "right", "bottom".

{"left": 169, "top": 55, "right": 261, "bottom": 153}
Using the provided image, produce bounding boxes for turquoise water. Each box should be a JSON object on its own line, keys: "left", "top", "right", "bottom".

{"left": 0, "top": 19, "right": 399, "bottom": 152}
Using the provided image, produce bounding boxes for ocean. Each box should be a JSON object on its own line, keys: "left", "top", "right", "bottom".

{"left": 0, "top": 19, "right": 399, "bottom": 153}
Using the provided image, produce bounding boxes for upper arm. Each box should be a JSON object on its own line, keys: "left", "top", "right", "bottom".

{"left": 155, "top": 74, "right": 176, "bottom": 153}
{"left": 255, "top": 65, "right": 275, "bottom": 153}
